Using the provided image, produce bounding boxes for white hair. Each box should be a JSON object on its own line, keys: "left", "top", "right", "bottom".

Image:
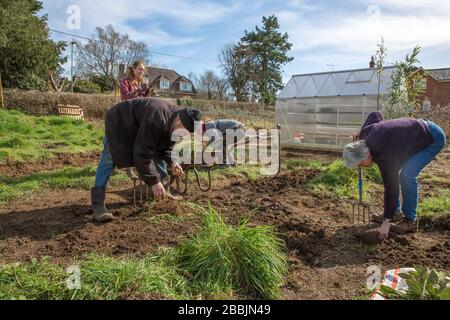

{"left": 343, "top": 140, "right": 370, "bottom": 168}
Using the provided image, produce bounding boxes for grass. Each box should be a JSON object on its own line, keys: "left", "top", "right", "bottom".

{"left": 0, "top": 109, "right": 103, "bottom": 163}
{"left": 0, "top": 254, "right": 187, "bottom": 300}
{"left": 0, "top": 205, "right": 288, "bottom": 300}
{"left": 308, "top": 160, "right": 382, "bottom": 201}
{"left": 418, "top": 190, "right": 450, "bottom": 220}
{"left": 283, "top": 159, "right": 327, "bottom": 170}
{"left": 0, "top": 165, "right": 129, "bottom": 203}
{"left": 174, "top": 204, "right": 288, "bottom": 299}
{"left": 192, "top": 157, "right": 325, "bottom": 183}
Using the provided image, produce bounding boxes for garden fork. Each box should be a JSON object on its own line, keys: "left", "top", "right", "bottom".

{"left": 352, "top": 166, "right": 371, "bottom": 225}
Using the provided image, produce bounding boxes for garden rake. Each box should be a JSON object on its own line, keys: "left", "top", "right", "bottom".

{"left": 352, "top": 166, "right": 371, "bottom": 225}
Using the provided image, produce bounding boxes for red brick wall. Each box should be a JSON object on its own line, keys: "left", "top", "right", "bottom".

{"left": 419, "top": 75, "right": 450, "bottom": 108}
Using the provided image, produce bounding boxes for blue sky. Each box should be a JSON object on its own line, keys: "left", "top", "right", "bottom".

{"left": 42, "top": 0, "right": 450, "bottom": 83}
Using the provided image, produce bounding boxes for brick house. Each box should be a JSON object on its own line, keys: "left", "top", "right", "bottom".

{"left": 144, "top": 67, "right": 197, "bottom": 98}
{"left": 419, "top": 68, "right": 450, "bottom": 108}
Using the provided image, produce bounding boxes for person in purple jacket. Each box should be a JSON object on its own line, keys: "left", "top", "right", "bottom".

{"left": 343, "top": 111, "right": 445, "bottom": 240}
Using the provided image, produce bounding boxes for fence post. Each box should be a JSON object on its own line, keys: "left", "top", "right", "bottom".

{"left": 0, "top": 71, "right": 4, "bottom": 110}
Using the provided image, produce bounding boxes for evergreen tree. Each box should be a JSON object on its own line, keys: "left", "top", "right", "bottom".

{"left": 0, "top": 0, "right": 66, "bottom": 89}
{"left": 240, "top": 15, "right": 293, "bottom": 105}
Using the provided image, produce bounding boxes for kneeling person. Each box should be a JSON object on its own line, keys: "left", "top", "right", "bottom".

{"left": 92, "top": 98, "right": 202, "bottom": 222}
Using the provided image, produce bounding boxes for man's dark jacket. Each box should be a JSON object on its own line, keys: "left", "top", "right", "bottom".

{"left": 105, "top": 98, "right": 180, "bottom": 186}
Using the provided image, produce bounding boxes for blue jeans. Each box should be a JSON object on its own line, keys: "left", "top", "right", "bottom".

{"left": 94, "top": 137, "right": 168, "bottom": 187}
{"left": 395, "top": 120, "right": 446, "bottom": 220}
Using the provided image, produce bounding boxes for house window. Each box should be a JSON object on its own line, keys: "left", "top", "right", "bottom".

{"left": 180, "top": 82, "right": 192, "bottom": 92}
{"left": 417, "top": 78, "right": 427, "bottom": 90}
{"left": 160, "top": 79, "right": 170, "bottom": 89}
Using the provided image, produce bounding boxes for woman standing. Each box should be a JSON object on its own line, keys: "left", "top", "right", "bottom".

{"left": 119, "top": 60, "right": 155, "bottom": 101}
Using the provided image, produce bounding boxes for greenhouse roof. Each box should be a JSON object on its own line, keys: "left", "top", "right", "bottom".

{"left": 278, "top": 67, "right": 396, "bottom": 99}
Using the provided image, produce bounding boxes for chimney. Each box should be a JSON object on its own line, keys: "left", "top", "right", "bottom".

{"left": 369, "top": 56, "right": 375, "bottom": 68}
{"left": 119, "top": 64, "right": 126, "bottom": 78}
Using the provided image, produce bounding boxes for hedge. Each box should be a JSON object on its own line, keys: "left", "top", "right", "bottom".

{"left": 3, "top": 89, "right": 271, "bottom": 119}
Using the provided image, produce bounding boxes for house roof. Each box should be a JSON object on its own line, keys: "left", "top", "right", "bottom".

{"left": 278, "top": 67, "right": 396, "bottom": 99}
{"left": 427, "top": 68, "right": 450, "bottom": 81}
{"left": 145, "top": 67, "right": 193, "bottom": 84}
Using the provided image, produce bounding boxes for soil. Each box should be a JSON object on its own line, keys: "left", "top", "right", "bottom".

{"left": 0, "top": 146, "right": 448, "bottom": 300}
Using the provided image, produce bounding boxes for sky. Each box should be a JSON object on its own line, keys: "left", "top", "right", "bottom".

{"left": 41, "top": 0, "right": 450, "bottom": 83}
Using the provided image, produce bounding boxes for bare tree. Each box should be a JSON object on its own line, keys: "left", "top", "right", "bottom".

{"left": 120, "top": 34, "right": 150, "bottom": 68}
{"left": 76, "top": 25, "right": 150, "bottom": 79}
{"left": 198, "top": 70, "right": 219, "bottom": 100}
{"left": 218, "top": 43, "right": 252, "bottom": 102}
{"left": 187, "top": 71, "right": 199, "bottom": 89}
{"left": 215, "top": 76, "right": 229, "bottom": 101}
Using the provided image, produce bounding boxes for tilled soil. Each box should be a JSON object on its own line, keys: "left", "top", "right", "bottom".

{"left": 0, "top": 148, "right": 448, "bottom": 299}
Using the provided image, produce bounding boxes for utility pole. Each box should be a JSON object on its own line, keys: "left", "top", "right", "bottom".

{"left": 70, "top": 41, "right": 76, "bottom": 92}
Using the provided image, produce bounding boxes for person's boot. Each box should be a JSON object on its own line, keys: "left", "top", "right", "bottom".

{"left": 372, "top": 210, "right": 403, "bottom": 223}
{"left": 91, "top": 187, "right": 114, "bottom": 223}
{"left": 390, "top": 217, "right": 418, "bottom": 234}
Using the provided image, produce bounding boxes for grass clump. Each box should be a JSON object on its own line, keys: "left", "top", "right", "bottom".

{"left": 174, "top": 204, "right": 288, "bottom": 299}
{"left": 0, "top": 109, "right": 103, "bottom": 163}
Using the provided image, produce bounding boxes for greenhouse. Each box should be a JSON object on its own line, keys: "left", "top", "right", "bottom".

{"left": 276, "top": 67, "right": 396, "bottom": 150}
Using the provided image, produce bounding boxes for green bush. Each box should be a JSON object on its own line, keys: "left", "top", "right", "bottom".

{"left": 15, "top": 74, "right": 48, "bottom": 91}
{"left": 73, "top": 80, "right": 101, "bottom": 94}
{"left": 90, "top": 75, "right": 117, "bottom": 93}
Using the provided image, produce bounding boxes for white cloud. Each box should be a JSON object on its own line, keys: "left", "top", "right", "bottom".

{"left": 276, "top": 2, "right": 450, "bottom": 71}
{"left": 357, "top": 0, "right": 450, "bottom": 14}
{"left": 42, "top": 0, "right": 239, "bottom": 49}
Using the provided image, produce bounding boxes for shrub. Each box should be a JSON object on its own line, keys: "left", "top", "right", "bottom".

{"left": 3, "top": 90, "right": 275, "bottom": 126}
{"left": 15, "top": 74, "right": 48, "bottom": 91}
{"left": 73, "top": 80, "right": 102, "bottom": 94}
{"left": 90, "top": 75, "right": 117, "bottom": 93}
